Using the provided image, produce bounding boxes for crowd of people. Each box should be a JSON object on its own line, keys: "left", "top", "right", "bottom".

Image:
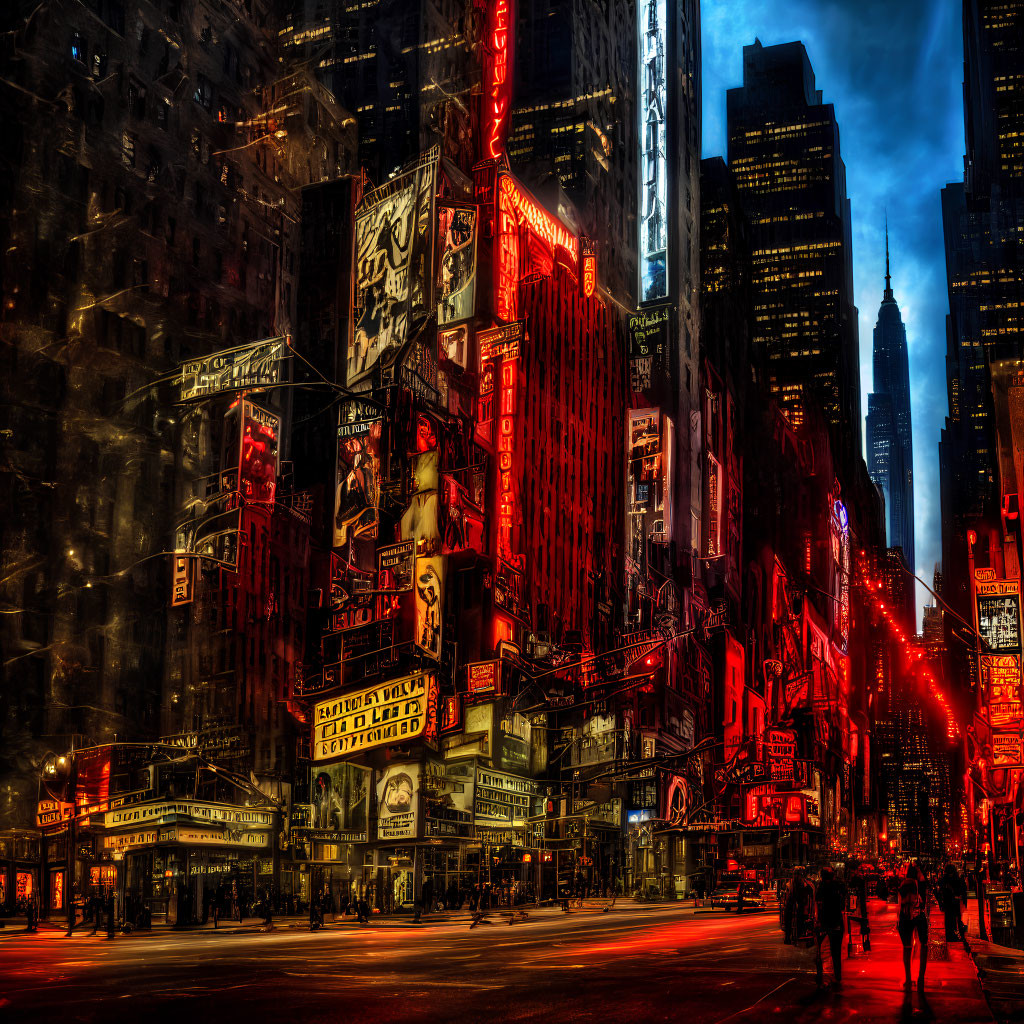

{"left": 778, "top": 859, "right": 978, "bottom": 992}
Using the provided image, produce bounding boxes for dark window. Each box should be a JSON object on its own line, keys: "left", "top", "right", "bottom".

{"left": 157, "top": 99, "right": 169, "bottom": 129}
{"left": 104, "top": 0, "right": 125, "bottom": 35}
{"left": 192, "top": 74, "right": 212, "bottom": 111}
{"left": 70, "top": 31, "right": 85, "bottom": 63}
{"left": 128, "top": 80, "right": 146, "bottom": 119}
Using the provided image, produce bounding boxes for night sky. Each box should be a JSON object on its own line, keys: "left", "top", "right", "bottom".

{"left": 702, "top": 0, "right": 965, "bottom": 624}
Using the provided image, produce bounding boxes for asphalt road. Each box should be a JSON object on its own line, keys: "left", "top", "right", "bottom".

{"left": 0, "top": 903, "right": 993, "bottom": 1024}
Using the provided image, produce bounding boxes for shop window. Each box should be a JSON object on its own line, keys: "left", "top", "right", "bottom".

{"left": 16, "top": 871, "right": 33, "bottom": 901}
{"left": 50, "top": 870, "right": 64, "bottom": 909}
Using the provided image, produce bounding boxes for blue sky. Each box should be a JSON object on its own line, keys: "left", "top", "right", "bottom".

{"left": 701, "top": 0, "right": 965, "bottom": 624}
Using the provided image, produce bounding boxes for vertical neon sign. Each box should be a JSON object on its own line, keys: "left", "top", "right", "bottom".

{"left": 496, "top": 176, "right": 520, "bottom": 322}
{"left": 638, "top": 0, "right": 668, "bottom": 303}
{"left": 581, "top": 237, "right": 597, "bottom": 298}
{"left": 483, "top": 0, "right": 514, "bottom": 160}
{"left": 497, "top": 358, "right": 518, "bottom": 561}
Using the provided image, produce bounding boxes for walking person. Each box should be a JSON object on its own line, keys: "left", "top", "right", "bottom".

{"left": 940, "top": 863, "right": 967, "bottom": 942}
{"left": 898, "top": 864, "right": 929, "bottom": 992}
{"left": 815, "top": 866, "right": 846, "bottom": 989}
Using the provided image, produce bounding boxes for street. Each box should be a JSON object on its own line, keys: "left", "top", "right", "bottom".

{"left": 0, "top": 902, "right": 995, "bottom": 1024}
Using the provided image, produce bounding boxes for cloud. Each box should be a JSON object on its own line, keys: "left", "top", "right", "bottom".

{"left": 701, "top": 0, "right": 963, "bottom": 625}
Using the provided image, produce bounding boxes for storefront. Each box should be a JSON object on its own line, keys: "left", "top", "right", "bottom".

{"left": 0, "top": 829, "right": 41, "bottom": 914}
{"left": 99, "top": 800, "right": 276, "bottom": 925}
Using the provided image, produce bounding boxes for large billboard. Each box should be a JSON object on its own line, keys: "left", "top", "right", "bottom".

{"left": 178, "top": 337, "right": 288, "bottom": 403}
{"left": 313, "top": 671, "right": 437, "bottom": 762}
{"left": 437, "top": 203, "right": 477, "bottom": 326}
{"left": 976, "top": 575, "right": 1022, "bottom": 653}
{"left": 638, "top": 0, "right": 668, "bottom": 304}
{"left": 981, "top": 654, "right": 1022, "bottom": 727}
{"left": 474, "top": 768, "right": 537, "bottom": 828}
{"left": 333, "top": 404, "right": 382, "bottom": 548}
{"left": 348, "top": 154, "right": 437, "bottom": 384}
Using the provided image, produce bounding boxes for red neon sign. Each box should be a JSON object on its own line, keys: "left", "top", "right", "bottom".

{"left": 499, "top": 175, "right": 578, "bottom": 263}
{"left": 497, "top": 359, "right": 517, "bottom": 560}
{"left": 483, "top": 0, "right": 514, "bottom": 160}
{"left": 496, "top": 179, "right": 520, "bottom": 322}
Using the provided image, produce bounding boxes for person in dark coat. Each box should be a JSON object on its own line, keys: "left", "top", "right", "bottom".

{"left": 815, "top": 866, "right": 846, "bottom": 988}
{"left": 940, "top": 863, "right": 967, "bottom": 941}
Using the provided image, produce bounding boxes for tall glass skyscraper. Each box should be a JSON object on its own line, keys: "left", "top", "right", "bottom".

{"left": 867, "top": 232, "right": 915, "bottom": 571}
{"left": 726, "top": 41, "right": 862, "bottom": 486}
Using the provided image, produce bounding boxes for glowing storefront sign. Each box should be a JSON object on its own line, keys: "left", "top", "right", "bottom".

{"left": 313, "top": 671, "right": 436, "bottom": 761}
{"left": 981, "top": 654, "right": 1022, "bottom": 727}
{"left": 105, "top": 801, "right": 273, "bottom": 829}
{"left": 482, "top": 0, "right": 514, "bottom": 160}
{"left": 638, "top": 0, "right": 668, "bottom": 303}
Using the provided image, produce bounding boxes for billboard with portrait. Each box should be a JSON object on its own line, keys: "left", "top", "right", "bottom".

{"left": 334, "top": 407, "right": 382, "bottom": 548}
{"left": 437, "top": 203, "right": 477, "bottom": 326}
{"left": 348, "top": 155, "right": 437, "bottom": 385}
{"left": 377, "top": 763, "right": 421, "bottom": 841}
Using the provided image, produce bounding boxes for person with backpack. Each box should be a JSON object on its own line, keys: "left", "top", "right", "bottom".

{"left": 815, "top": 866, "right": 846, "bottom": 989}
{"left": 898, "top": 864, "right": 929, "bottom": 991}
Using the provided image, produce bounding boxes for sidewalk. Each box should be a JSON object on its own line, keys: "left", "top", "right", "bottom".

{"left": 806, "top": 899, "right": 993, "bottom": 1022}
{"left": 963, "top": 901, "right": 1024, "bottom": 1023}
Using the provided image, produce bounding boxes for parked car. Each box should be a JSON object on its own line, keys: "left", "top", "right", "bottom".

{"left": 711, "top": 881, "right": 766, "bottom": 911}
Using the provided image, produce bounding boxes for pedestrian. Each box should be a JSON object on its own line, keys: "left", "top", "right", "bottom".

{"left": 356, "top": 895, "right": 370, "bottom": 924}
{"left": 849, "top": 865, "right": 870, "bottom": 952}
{"left": 784, "top": 869, "right": 814, "bottom": 943}
{"left": 26, "top": 894, "right": 37, "bottom": 933}
{"left": 815, "top": 866, "right": 846, "bottom": 989}
{"left": 898, "top": 864, "right": 929, "bottom": 992}
{"left": 105, "top": 893, "right": 116, "bottom": 940}
{"left": 940, "top": 863, "right": 966, "bottom": 941}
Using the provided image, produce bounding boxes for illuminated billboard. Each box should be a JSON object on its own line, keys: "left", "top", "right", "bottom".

{"left": 437, "top": 203, "right": 477, "bottom": 326}
{"left": 313, "top": 672, "right": 437, "bottom": 762}
{"left": 981, "top": 654, "right": 1022, "bottom": 727}
{"left": 976, "top": 576, "right": 1022, "bottom": 652}
{"left": 333, "top": 404, "right": 382, "bottom": 548}
{"left": 239, "top": 401, "right": 279, "bottom": 506}
{"left": 377, "top": 763, "right": 420, "bottom": 841}
{"left": 638, "top": 0, "right": 668, "bottom": 304}
{"left": 349, "top": 154, "right": 437, "bottom": 384}
{"left": 628, "top": 408, "right": 673, "bottom": 543}
{"left": 178, "top": 336, "right": 288, "bottom": 402}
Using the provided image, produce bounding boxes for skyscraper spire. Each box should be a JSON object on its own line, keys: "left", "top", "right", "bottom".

{"left": 884, "top": 214, "right": 893, "bottom": 301}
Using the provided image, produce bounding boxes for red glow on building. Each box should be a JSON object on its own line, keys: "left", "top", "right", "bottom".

{"left": 483, "top": 0, "right": 514, "bottom": 160}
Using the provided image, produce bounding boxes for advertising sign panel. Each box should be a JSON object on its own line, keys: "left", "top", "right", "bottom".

{"left": 992, "top": 733, "right": 1024, "bottom": 769}
{"left": 178, "top": 336, "right": 287, "bottom": 402}
{"left": 981, "top": 654, "right": 1023, "bottom": 727}
{"left": 36, "top": 799, "right": 74, "bottom": 830}
{"left": 313, "top": 671, "right": 436, "bottom": 761}
{"left": 437, "top": 203, "right": 477, "bottom": 325}
{"left": 628, "top": 408, "right": 672, "bottom": 542}
{"left": 238, "top": 401, "right": 279, "bottom": 506}
{"left": 349, "top": 155, "right": 437, "bottom": 384}
{"left": 474, "top": 768, "right": 537, "bottom": 827}
{"left": 466, "top": 660, "right": 500, "bottom": 699}
{"left": 170, "top": 553, "right": 194, "bottom": 607}
{"left": 311, "top": 762, "right": 370, "bottom": 838}
{"left": 334, "top": 406, "right": 382, "bottom": 548}
{"left": 414, "top": 556, "right": 445, "bottom": 659}
{"left": 977, "top": 575, "right": 1022, "bottom": 652}
{"left": 638, "top": 0, "right": 669, "bottom": 304}
{"left": 377, "top": 763, "right": 420, "bottom": 841}
{"left": 378, "top": 540, "right": 414, "bottom": 589}
{"left": 438, "top": 322, "right": 470, "bottom": 370}
{"left": 478, "top": 321, "right": 523, "bottom": 363}
{"left": 104, "top": 801, "right": 273, "bottom": 829}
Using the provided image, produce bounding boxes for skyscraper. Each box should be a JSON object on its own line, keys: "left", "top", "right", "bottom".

{"left": 939, "top": 0, "right": 1024, "bottom": 617}
{"left": 866, "top": 230, "right": 915, "bottom": 571}
{"left": 727, "top": 40, "right": 861, "bottom": 484}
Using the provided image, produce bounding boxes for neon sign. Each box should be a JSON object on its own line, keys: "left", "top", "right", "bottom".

{"left": 483, "top": 0, "right": 514, "bottom": 160}
{"left": 497, "top": 359, "right": 518, "bottom": 561}
{"left": 581, "top": 237, "right": 597, "bottom": 298}
{"left": 830, "top": 498, "right": 850, "bottom": 651}
{"left": 499, "top": 175, "right": 578, "bottom": 263}
{"left": 638, "top": 0, "right": 668, "bottom": 303}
